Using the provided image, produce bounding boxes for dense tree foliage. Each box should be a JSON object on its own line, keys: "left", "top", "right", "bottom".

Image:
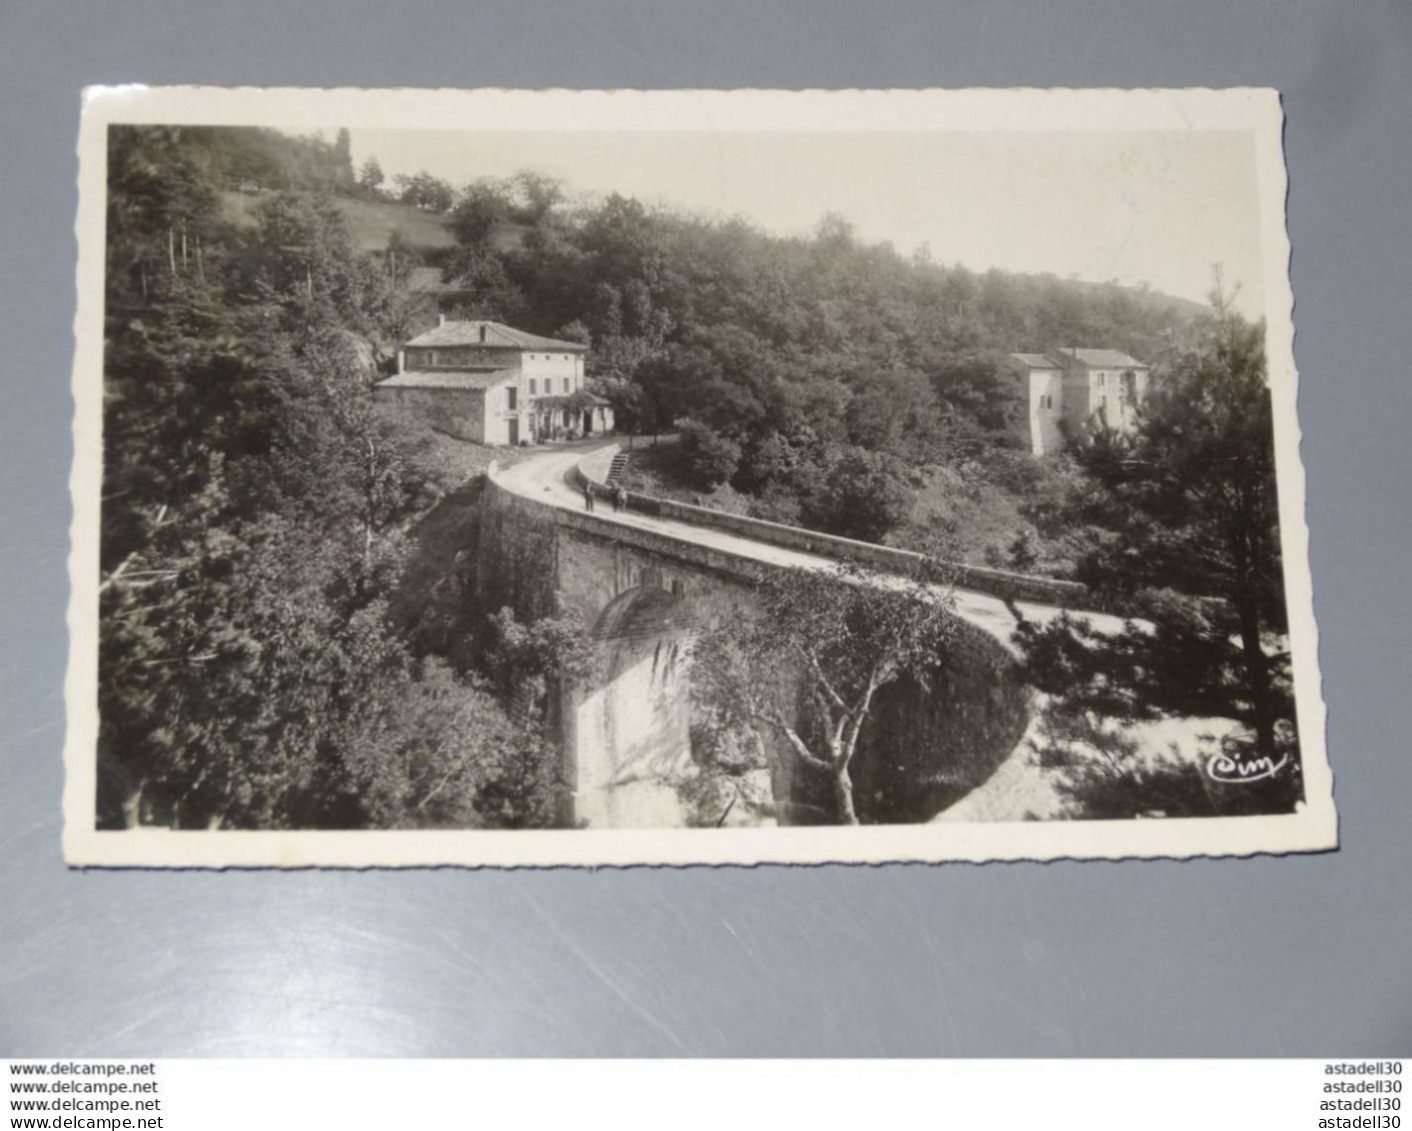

{"left": 99, "top": 126, "right": 566, "bottom": 830}
{"left": 691, "top": 565, "right": 958, "bottom": 824}
{"left": 394, "top": 171, "right": 456, "bottom": 214}
{"left": 1014, "top": 281, "right": 1299, "bottom": 814}
{"left": 357, "top": 155, "right": 385, "bottom": 195}
{"left": 153, "top": 125, "right": 361, "bottom": 196}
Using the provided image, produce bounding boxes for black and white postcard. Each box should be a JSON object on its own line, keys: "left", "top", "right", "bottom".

{"left": 64, "top": 87, "right": 1333, "bottom": 866}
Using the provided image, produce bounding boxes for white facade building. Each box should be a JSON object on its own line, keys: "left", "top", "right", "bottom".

{"left": 375, "top": 318, "right": 614, "bottom": 446}
{"left": 1006, "top": 348, "right": 1151, "bottom": 456}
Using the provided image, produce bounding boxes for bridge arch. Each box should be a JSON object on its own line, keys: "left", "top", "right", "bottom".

{"left": 567, "top": 583, "right": 701, "bottom": 829}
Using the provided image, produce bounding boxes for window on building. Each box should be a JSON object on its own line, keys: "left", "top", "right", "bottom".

{"left": 507, "top": 386, "right": 518, "bottom": 410}
{"left": 563, "top": 377, "right": 570, "bottom": 393}
{"left": 1096, "top": 372, "right": 1106, "bottom": 387}
{"left": 428, "top": 351, "right": 439, "bottom": 367}
{"left": 529, "top": 378, "right": 537, "bottom": 395}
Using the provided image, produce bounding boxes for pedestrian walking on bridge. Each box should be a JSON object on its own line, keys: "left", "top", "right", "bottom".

{"left": 583, "top": 482, "right": 595, "bottom": 512}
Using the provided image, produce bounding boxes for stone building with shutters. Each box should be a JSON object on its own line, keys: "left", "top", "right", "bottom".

{"left": 374, "top": 317, "right": 614, "bottom": 446}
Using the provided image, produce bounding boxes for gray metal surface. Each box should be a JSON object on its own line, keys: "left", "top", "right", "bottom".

{"left": 2, "top": 0, "right": 1409, "bottom": 1056}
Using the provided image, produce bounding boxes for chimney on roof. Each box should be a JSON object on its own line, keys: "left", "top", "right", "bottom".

{"left": 438, "top": 313, "right": 446, "bottom": 327}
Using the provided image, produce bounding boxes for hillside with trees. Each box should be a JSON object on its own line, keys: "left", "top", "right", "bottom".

{"left": 398, "top": 171, "right": 1221, "bottom": 569}
{"left": 100, "top": 125, "right": 559, "bottom": 831}
{"left": 98, "top": 124, "right": 1293, "bottom": 829}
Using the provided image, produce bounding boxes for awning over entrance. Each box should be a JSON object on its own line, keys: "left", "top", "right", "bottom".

{"left": 528, "top": 394, "right": 615, "bottom": 440}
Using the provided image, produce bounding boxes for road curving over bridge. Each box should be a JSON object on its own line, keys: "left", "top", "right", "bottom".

{"left": 482, "top": 438, "right": 1125, "bottom": 829}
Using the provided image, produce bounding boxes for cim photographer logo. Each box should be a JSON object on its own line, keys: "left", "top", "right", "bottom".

{"left": 1205, "top": 748, "right": 1290, "bottom": 784}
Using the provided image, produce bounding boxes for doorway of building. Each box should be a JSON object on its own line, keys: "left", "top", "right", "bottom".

{"left": 582, "top": 409, "right": 594, "bottom": 436}
{"left": 508, "top": 418, "right": 520, "bottom": 446}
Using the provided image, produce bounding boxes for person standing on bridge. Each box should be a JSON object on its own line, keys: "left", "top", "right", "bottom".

{"left": 613, "top": 484, "right": 627, "bottom": 513}
{"left": 583, "top": 482, "right": 595, "bottom": 512}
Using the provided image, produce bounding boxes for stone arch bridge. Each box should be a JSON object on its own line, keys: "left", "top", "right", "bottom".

{"left": 478, "top": 442, "right": 1121, "bottom": 828}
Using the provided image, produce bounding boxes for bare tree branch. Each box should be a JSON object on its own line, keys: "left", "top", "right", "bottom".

{"left": 748, "top": 708, "right": 831, "bottom": 772}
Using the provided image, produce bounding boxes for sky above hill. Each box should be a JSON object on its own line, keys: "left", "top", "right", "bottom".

{"left": 349, "top": 127, "right": 1266, "bottom": 318}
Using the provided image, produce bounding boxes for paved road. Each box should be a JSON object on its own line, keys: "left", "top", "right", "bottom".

{"left": 494, "top": 438, "right": 1130, "bottom": 643}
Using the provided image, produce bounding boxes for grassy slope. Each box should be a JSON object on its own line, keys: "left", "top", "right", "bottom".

{"left": 221, "top": 191, "right": 457, "bottom": 252}
{"left": 221, "top": 191, "right": 532, "bottom": 256}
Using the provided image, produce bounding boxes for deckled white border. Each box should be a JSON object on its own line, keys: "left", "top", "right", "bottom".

{"left": 65, "top": 87, "right": 1333, "bottom": 868}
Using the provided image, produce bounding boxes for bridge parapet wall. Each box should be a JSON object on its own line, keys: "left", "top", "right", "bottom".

{"left": 481, "top": 461, "right": 773, "bottom": 638}
{"left": 574, "top": 446, "right": 1109, "bottom": 612}
{"left": 486, "top": 461, "right": 772, "bottom": 581}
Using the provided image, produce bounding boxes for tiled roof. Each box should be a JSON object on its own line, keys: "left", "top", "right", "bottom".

{"left": 376, "top": 369, "right": 517, "bottom": 391}
{"left": 1051, "top": 348, "right": 1148, "bottom": 369}
{"left": 1009, "top": 353, "right": 1062, "bottom": 369}
{"left": 405, "top": 320, "right": 589, "bottom": 352}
